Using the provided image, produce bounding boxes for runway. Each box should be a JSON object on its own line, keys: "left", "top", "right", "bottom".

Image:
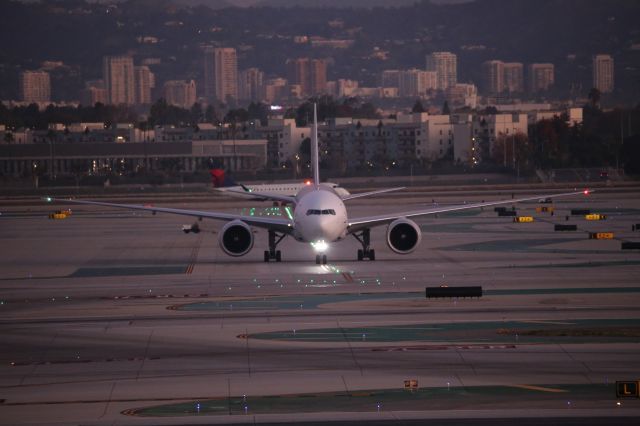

{"left": 1, "top": 186, "right": 639, "bottom": 425}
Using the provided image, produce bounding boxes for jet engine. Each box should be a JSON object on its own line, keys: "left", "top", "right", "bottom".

{"left": 386, "top": 218, "right": 422, "bottom": 254}
{"left": 219, "top": 220, "right": 254, "bottom": 257}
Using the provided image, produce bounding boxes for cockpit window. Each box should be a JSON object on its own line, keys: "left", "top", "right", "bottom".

{"left": 306, "top": 209, "right": 336, "bottom": 215}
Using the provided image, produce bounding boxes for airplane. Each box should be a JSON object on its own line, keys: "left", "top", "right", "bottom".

{"left": 46, "top": 105, "right": 590, "bottom": 265}
{"left": 210, "top": 168, "right": 351, "bottom": 201}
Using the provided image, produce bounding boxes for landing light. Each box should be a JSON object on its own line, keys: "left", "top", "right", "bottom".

{"left": 311, "top": 240, "right": 328, "bottom": 252}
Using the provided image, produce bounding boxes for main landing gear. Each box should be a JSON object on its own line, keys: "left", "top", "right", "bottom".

{"left": 315, "top": 254, "right": 328, "bottom": 265}
{"left": 264, "top": 230, "right": 286, "bottom": 262}
{"left": 353, "top": 228, "right": 375, "bottom": 261}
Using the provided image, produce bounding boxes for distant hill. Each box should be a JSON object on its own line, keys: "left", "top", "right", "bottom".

{"left": 18, "top": 0, "right": 476, "bottom": 9}
{"left": 253, "top": 0, "right": 422, "bottom": 8}
{"left": 170, "top": 0, "right": 236, "bottom": 8}
{"left": 171, "top": 0, "right": 436, "bottom": 8}
{"left": 253, "top": 0, "right": 475, "bottom": 7}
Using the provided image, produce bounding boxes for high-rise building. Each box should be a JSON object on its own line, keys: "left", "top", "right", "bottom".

{"left": 398, "top": 69, "right": 437, "bottom": 97}
{"left": 287, "top": 58, "right": 309, "bottom": 96}
{"left": 503, "top": 62, "right": 524, "bottom": 93}
{"left": 163, "top": 80, "right": 197, "bottom": 109}
{"left": 287, "top": 58, "right": 328, "bottom": 96}
{"left": 309, "top": 58, "right": 328, "bottom": 95}
{"left": 592, "top": 54, "right": 614, "bottom": 93}
{"left": 482, "top": 60, "right": 505, "bottom": 94}
{"left": 19, "top": 70, "right": 51, "bottom": 103}
{"left": 134, "top": 66, "right": 153, "bottom": 105}
{"left": 527, "top": 63, "right": 555, "bottom": 93}
{"left": 81, "top": 80, "right": 107, "bottom": 106}
{"left": 263, "top": 78, "right": 288, "bottom": 103}
{"left": 426, "top": 52, "right": 457, "bottom": 90}
{"left": 239, "top": 68, "right": 264, "bottom": 102}
{"left": 103, "top": 55, "right": 135, "bottom": 105}
{"left": 203, "top": 47, "right": 238, "bottom": 103}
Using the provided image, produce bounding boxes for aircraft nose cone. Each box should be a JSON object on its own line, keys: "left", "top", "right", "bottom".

{"left": 304, "top": 216, "right": 338, "bottom": 242}
{"left": 318, "top": 216, "right": 341, "bottom": 240}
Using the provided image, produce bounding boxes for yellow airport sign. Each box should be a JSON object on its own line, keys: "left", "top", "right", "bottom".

{"left": 514, "top": 216, "right": 534, "bottom": 223}
{"left": 616, "top": 381, "right": 639, "bottom": 398}
{"left": 535, "top": 206, "right": 555, "bottom": 213}
{"left": 404, "top": 379, "right": 419, "bottom": 390}
{"left": 48, "top": 209, "right": 72, "bottom": 220}
{"left": 589, "top": 232, "right": 614, "bottom": 240}
{"left": 585, "top": 213, "right": 606, "bottom": 221}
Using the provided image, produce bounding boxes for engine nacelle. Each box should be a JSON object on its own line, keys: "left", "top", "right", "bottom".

{"left": 219, "top": 220, "right": 254, "bottom": 257}
{"left": 386, "top": 218, "right": 422, "bottom": 254}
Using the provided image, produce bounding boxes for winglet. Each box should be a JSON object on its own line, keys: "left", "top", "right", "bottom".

{"left": 312, "top": 103, "right": 320, "bottom": 189}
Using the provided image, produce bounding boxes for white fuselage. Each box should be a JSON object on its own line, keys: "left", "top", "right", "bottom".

{"left": 292, "top": 185, "right": 348, "bottom": 244}
{"left": 217, "top": 182, "right": 350, "bottom": 199}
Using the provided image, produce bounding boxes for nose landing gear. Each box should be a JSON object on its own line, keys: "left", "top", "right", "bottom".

{"left": 315, "top": 254, "right": 328, "bottom": 265}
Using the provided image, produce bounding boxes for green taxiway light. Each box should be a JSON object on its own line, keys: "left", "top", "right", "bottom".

{"left": 284, "top": 206, "right": 293, "bottom": 220}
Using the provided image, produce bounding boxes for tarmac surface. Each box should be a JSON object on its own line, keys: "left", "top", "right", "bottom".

{"left": 1, "top": 184, "right": 640, "bottom": 425}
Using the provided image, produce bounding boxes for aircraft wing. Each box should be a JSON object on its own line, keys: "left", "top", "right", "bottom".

{"left": 342, "top": 187, "right": 405, "bottom": 201}
{"left": 346, "top": 189, "right": 590, "bottom": 234}
{"left": 46, "top": 197, "right": 293, "bottom": 233}
{"left": 221, "top": 188, "right": 297, "bottom": 205}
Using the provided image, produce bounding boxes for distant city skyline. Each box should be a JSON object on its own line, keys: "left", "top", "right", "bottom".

{"left": 1, "top": 0, "right": 636, "bottom": 106}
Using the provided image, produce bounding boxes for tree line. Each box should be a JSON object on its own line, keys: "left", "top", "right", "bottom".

{"left": 488, "top": 105, "right": 640, "bottom": 175}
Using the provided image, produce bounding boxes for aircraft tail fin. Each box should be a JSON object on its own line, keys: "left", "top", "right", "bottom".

{"left": 311, "top": 103, "right": 320, "bottom": 188}
{"left": 209, "top": 169, "right": 237, "bottom": 188}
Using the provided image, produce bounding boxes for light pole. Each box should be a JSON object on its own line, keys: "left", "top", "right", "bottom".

{"left": 231, "top": 119, "right": 237, "bottom": 172}
{"left": 511, "top": 130, "right": 516, "bottom": 170}
{"left": 503, "top": 136, "right": 507, "bottom": 168}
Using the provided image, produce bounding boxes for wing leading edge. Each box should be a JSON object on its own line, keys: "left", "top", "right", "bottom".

{"left": 46, "top": 197, "right": 293, "bottom": 233}
{"left": 341, "top": 187, "right": 405, "bottom": 201}
{"left": 347, "top": 189, "right": 591, "bottom": 234}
